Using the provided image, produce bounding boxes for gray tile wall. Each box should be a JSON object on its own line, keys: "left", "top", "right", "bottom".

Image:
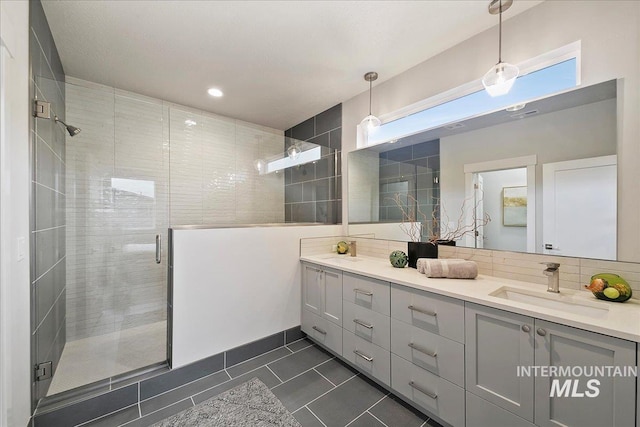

{"left": 284, "top": 104, "right": 342, "bottom": 224}
{"left": 379, "top": 140, "right": 440, "bottom": 238}
{"left": 30, "top": 0, "right": 67, "bottom": 403}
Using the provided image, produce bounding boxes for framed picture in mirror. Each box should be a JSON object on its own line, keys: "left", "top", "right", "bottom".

{"left": 503, "top": 186, "right": 527, "bottom": 227}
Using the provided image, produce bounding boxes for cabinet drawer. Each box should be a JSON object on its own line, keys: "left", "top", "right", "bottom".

{"left": 302, "top": 309, "right": 342, "bottom": 356}
{"left": 391, "top": 354, "right": 465, "bottom": 427}
{"left": 466, "top": 392, "right": 535, "bottom": 427}
{"left": 343, "top": 330, "right": 390, "bottom": 386}
{"left": 343, "top": 301, "right": 391, "bottom": 350}
{"left": 391, "top": 284, "right": 464, "bottom": 343}
{"left": 343, "top": 272, "right": 390, "bottom": 316}
{"left": 391, "top": 318, "right": 464, "bottom": 387}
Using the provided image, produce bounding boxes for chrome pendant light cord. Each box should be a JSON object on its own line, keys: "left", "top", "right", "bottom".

{"left": 369, "top": 79, "right": 373, "bottom": 115}
{"left": 498, "top": 0, "right": 502, "bottom": 63}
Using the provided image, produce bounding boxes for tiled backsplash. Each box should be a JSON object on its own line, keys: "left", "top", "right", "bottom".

{"left": 440, "top": 246, "right": 639, "bottom": 299}
{"left": 300, "top": 236, "right": 640, "bottom": 300}
{"left": 300, "top": 236, "right": 347, "bottom": 256}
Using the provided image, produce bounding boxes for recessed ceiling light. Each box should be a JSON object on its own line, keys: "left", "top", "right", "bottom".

{"left": 506, "top": 103, "right": 526, "bottom": 112}
{"left": 207, "top": 88, "right": 223, "bottom": 97}
{"left": 185, "top": 119, "right": 197, "bottom": 126}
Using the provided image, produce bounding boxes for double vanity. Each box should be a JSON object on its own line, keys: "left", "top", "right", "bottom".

{"left": 300, "top": 253, "right": 640, "bottom": 427}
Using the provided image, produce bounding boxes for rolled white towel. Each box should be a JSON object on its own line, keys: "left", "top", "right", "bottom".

{"left": 418, "top": 258, "right": 478, "bottom": 279}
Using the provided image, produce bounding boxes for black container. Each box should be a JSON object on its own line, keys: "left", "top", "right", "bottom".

{"left": 407, "top": 241, "right": 438, "bottom": 269}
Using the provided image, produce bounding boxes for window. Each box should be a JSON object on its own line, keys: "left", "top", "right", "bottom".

{"left": 365, "top": 56, "right": 579, "bottom": 148}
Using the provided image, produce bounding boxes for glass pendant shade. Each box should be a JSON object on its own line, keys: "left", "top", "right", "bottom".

{"left": 360, "top": 114, "right": 381, "bottom": 131}
{"left": 287, "top": 144, "right": 301, "bottom": 160}
{"left": 482, "top": 61, "right": 519, "bottom": 97}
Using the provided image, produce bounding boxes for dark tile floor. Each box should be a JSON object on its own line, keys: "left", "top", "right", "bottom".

{"left": 82, "top": 339, "right": 442, "bottom": 427}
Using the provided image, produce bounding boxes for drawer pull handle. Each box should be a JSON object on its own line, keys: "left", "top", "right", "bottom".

{"left": 312, "top": 326, "right": 327, "bottom": 335}
{"left": 408, "top": 305, "right": 437, "bottom": 317}
{"left": 409, "top": 381, "right": 438, "bottom": 399}
{"left": 354, "top": 288, "right": 373, "bottom": 297}
{"left": 353, "top": 349, "right": 373, "bottom": 362}
{"left": 408, "top": 342, "right": 437, "bottom": 358}
{"left": 353, "top": 318, "right": 374, "bottom": 329}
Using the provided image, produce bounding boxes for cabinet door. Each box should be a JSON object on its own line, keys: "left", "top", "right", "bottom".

{"left": 322, "top": 268, "right": 342, "bottom": 326}
{"left": 302, "top": 263, "right": 322, "bottom": 317}
{"left": 534, "top": 319, "right": 636, "bottom": 427}
{"left": 465, "top": 303, "right": 535, "bottom": 422}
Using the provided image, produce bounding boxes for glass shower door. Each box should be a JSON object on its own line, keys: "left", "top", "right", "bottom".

{"left": 45, "top": 81, "right": 169, "bottom": 396}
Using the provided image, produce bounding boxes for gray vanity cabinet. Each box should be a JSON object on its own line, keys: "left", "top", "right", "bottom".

{"left": 301, "top": 262, "right": 343, "bottom": 356}
{"left": 466, "top": 303, "right": 637, "bottom": 427}
{"left": 465, "top": 303, "right": 535, "bottom": 422}
{"left": 533, "top": 319, "right": 636, "bottom": 427}
{"left": 342, "top": 273, "right": 392, "bottom": 386}
{"left": 301, "top": 263, "right": 342, "bottom": 325}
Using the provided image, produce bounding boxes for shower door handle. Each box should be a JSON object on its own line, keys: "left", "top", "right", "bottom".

{"left": 155, "top": 234, "right": 162, "bottom": 264}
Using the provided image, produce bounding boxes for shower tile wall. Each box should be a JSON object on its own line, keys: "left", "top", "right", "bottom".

{"left": 284, "top": 104, "right": 342, "bottom": 224}
{"left": 379, "top": 139, "right": 440, "bottom": 228}
{"left": 30, "top": 0, "right": 67, "bottom": 401}
{"left": 169, "top": 108, "right": 284, "bottom": 226}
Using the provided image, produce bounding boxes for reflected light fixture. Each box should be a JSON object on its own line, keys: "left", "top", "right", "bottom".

{"left": 482, "top": 0, "right": 519, "bottom": 97}
{"left": 287, "top": 143, "right": 301, "bottom": 160}
{"left": 253, "top": 159, "right": 266, "bottom": 173}
{"left": 360, "top": 71, "right": 381, "bottom": 131}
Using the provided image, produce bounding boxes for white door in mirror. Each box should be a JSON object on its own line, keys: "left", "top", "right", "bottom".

{"left": 543, "top": 155, "right": 616, "bottom": 260}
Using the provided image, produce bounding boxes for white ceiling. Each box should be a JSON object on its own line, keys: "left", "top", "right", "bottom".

{"left": 41, "top": 0, "right": 543, "bottom": 130}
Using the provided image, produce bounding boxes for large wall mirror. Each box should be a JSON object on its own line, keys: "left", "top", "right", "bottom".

{"left": 348, "top": 79, "right": 618, "bottom": 261}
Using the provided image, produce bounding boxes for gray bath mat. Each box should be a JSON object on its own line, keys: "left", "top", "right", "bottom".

{"left": 151, "top": 377, "right": 301, "bottom": 427}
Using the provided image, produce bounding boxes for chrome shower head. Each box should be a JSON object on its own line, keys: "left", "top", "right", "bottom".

{"left": 54, "top": 116, "right": 81, "bottom": 136}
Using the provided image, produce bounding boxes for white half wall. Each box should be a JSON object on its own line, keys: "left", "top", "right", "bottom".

{"left": 171, "top": 224, "right": 341, "bottom": 368}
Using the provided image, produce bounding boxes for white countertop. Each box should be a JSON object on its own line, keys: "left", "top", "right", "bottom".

{"left": 300, "top": 254, "right": 640, "bottom": 343}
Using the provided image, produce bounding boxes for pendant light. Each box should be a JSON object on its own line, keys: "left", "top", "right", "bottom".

{"left": 482, "top": 0, "right": 519, "bottom": 97}
{"left": 360, "top": 72, "right": 381, "bottom": 131}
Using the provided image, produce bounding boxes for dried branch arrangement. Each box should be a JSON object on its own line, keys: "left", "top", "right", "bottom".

{"left": 389, "top": 193, "right": 491, "bottom": 243}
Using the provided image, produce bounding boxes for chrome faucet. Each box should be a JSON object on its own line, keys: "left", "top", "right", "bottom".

{"left": 541, "top": 262, "right": 560, "bottom": 293}
{"left": 349, "top": 241, "right": 357, "bottom": 257}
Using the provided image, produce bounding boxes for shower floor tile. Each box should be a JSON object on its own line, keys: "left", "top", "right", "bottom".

{"left": 48, "top": 321, "right": 166, "bottom": 396}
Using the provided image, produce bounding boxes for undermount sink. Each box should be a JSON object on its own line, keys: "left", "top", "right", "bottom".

{"left": 490, "top": 286, "right": 609, "bottom": 318}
